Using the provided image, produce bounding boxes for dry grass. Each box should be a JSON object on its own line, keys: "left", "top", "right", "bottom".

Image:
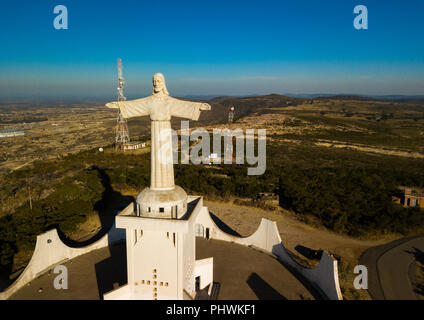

{"left": 415, "top": 260, "right": 424, "bottom": 300}
{"left": 0, "top": 105, "right": 151, "bottom": 173}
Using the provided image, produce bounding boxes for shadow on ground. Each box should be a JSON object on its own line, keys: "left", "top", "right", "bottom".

{"left": 95, "top": 241, "right": 127, "bottom": 299}
{"left": 295, "top": 245, "right": 323, "bottom": 261}
{"left": 1, "top": 167, "right": 133, "bottom": 292}
{"left": 0, "top": 214, "right": 19, "bottom": 291}
{"left": 247, "top": 272, "right": 287, "bottom": 300}
{"left": 0, "top": 264, "right": 14, "bottom": 291}
{"left": 58, "top": 167, "right": 133, "bottom": 247}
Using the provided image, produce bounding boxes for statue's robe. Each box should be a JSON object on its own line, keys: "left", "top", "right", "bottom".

{"left": 108, "top": 94, "right": 204, "bottom": 190}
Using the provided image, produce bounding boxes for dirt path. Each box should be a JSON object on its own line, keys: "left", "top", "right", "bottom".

{"left": 11, "top": 160, "right": 34, "bottom": 171}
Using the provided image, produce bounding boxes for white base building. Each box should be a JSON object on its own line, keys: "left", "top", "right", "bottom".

{"left": 104, "top": 189, "right": 214, "bottom": 300}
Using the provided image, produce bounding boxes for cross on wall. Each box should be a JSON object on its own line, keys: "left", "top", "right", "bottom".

{"left": 135, "top": 269, "right": 169, "bottom": 300}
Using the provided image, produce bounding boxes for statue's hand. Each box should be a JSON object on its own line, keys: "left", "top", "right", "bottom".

{"left": 200, "top": 103, "right": 211, "bottom": 111}
{"left": 106, "top": 102, "right": 119, "bottom": 109}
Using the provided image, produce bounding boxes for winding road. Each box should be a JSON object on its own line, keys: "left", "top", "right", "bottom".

{"left": 360, "top": 234, "right": 424, "bottom": 300}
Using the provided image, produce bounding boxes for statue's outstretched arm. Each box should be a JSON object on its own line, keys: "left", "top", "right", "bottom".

{"left": 170, "top": 98, "right": 211, "bottom": 121}
{"left": 106, "top": 98, "right": 150, "bottom": 119}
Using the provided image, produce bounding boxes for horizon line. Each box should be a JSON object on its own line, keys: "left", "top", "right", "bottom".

{"left": 1, "top": 93, "right": 424, "bottom": 104}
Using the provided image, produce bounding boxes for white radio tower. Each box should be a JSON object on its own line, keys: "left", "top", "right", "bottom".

{"left": 224, "top": 104, "right": 235, "bottom": 161}
{"left": 228, "top": 104, "right": 235, "bottom": 128}
{"left": 115, "top": 58, "right": 130, "bottom": 151}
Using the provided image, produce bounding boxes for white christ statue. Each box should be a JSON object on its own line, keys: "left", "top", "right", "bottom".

{"left": 106, "top": 73, "right": 211, "bottom": 191}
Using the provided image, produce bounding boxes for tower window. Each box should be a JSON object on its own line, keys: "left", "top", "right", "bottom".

{"left": 159, "top": 207, "right": 164, "bottom": 213}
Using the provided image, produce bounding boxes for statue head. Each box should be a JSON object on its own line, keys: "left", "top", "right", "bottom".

{"left": 152, "top": 73, "right": 169, "bottom": 95}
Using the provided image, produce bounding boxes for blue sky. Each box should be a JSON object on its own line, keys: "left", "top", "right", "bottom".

{"left": 0, "top": 0, "right": 423, "bottom": 99}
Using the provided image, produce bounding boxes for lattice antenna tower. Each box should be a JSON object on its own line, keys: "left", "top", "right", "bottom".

{"left": 224, "top": 104, "right": 235, "bottom": 161}
{"left": 115, "top": 58, "right": 130, "bottom": 151}
{"left": 228, "top": 104, "right": 235, "bottom": 129}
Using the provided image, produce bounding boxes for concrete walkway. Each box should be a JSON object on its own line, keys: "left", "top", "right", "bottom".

{"left": 9, "top": 238, "right": 314, "bottom": 300}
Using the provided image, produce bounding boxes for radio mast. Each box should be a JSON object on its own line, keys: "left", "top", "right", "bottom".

{"left": 228, "top": 104, "right": 235, "bottom": 129}
{"left": 224, "top": 104, "right": 235, "bottom": 161}
{"left": 115, "top": 58, "right": 130, "bottom": 151}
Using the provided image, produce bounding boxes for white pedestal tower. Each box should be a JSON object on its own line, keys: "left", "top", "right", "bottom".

{"left": 104, "top": 73, "right": 213, "bottom": 300}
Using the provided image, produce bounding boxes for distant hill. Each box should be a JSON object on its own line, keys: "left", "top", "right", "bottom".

{"left": 286, "top": 94, "right": 424, "bottom": 104}
{"left": 197, "top": 94, "right": 305, "bottom": 124}
{"left": 183, "top": 95, "right": 229, "bottom": 100}
{"left": 324, "top": 95, "right": 424, "bottom": 104}
{"left": 193, "top": 92, "right": 424, "bottom": 125}
{"left": 315, "top": 95, "right": 380, "bottom": 101}
{"left": 378, "top": 96, "right": 424, "bottom": 105}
